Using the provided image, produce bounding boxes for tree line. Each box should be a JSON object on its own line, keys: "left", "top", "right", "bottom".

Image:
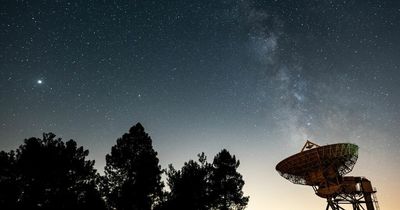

{"left": 0, "top": 123, "right": 249, "bottom": 210}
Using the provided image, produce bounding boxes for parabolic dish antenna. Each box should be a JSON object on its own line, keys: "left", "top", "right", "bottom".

{"left": 276, "top": 140, "right": 379, "bottom": 210}
{"left": 276, "top": 141, "right": 358, "bottom": 186}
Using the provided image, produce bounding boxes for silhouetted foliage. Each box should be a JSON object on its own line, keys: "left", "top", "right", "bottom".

{"left": 209, "top": 149, "right": 249, "bottom": 210}
{"left": 0, "top": 150, "right": 18, "bottom": 209}
{"left": 104, "top": 123, "right": 163, "bottom": 210}
{"left": 0, "top": 133, "right": 106, "bottom": 210}
{"left": 161, "top": 150, "right": 249, "bottom": 210}
{"left": 162, "top": 153, "right": 210, "bottom": 210}
{"left": 1, "top": 124, "right": 249, "bottom": 210}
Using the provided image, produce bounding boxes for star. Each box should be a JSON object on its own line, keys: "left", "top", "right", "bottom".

{"left": 37, "top": 79, "right": 43, "bottom": 84}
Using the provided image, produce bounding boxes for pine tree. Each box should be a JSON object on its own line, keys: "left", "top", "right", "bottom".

{"left": 209, "top": 149, "right": 249, "bottom": 210}
{"left": 162, "top": 150, "right": 249, "bottom": 210}
{"left": 164, "top": 153, "right": 210, "bottom": 210}
{"left": 104, "top": 123, "right": 163, "bottom": 210}
{"left": 0, "top": 133, "right": 106, "bottom": 210}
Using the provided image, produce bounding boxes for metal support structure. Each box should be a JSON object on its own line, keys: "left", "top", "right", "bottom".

{"left": 326, "top": 197, "right": 345, "bottom": 210}
{"left": 301, "top": 140, "right": 320, "bottom": 152}
{"left": 372, "top": 189, "right": 380, "bottom": 210}
{"left": 319, "top": 177, "right": 378, "bottom": 210}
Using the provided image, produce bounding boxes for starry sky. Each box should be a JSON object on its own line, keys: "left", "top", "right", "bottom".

{"left": 1, "top": 0, "right": 400, "bottom": 209}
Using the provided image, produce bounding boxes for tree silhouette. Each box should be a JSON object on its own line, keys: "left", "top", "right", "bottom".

{"left": 1, "top": 125, "right": 249, "bottom": 210}
{"left": 209, "top": 149, "right": 249, "bottom": 210}
{"left": 162, "top": 150, "right": 249, "bottom": 210}
{"left": 0, "top": 151, "right": 18, "bottom": 209}
{"left": 104, "top": 123, "right": 163, "bottom": 210}
{"left": 0, "top": 133, "right": 106, "bottom": 210}
{"left": 162, "top": 153, "right": 210, "bottom": 210}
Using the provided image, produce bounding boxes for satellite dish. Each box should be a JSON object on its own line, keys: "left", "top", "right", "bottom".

{"left": 276, "top": 140, "right": 379, "bottom": 210}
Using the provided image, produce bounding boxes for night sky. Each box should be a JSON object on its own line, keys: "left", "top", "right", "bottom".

{"left": 1, "top": 1, "right": 400, "bottom": 209}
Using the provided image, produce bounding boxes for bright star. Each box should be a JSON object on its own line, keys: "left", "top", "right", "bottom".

{"left": 37, "top": 79, "right": 43, "bottom": 84}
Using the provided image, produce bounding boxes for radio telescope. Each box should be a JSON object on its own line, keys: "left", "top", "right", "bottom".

{"left": 276, "top": 140, "right": 379, "bottom": 210}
